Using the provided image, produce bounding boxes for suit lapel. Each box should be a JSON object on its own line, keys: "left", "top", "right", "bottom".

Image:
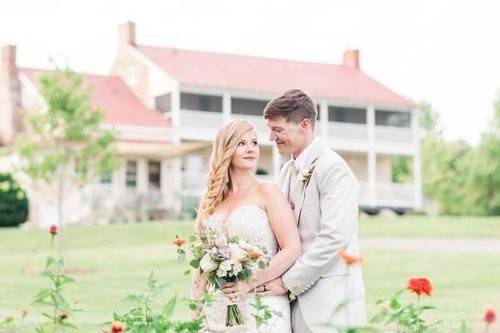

{"left": 294, "top": 139, "right": 324, "bottom": 224}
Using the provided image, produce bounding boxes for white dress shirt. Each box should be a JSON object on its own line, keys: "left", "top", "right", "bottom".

{"left": 292, "top": 137, "right": 319, "bottom": 171}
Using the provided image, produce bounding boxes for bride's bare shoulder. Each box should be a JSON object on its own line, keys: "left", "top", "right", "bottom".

{"left": 256, "top": 181, "right": 283, "bottom": 200}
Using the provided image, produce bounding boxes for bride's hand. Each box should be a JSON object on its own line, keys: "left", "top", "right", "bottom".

{"left": 222, "top": 281, "right": 254, "bottom": 298}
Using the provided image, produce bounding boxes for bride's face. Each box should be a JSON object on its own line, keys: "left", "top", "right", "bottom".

{"left": 230, "top": 130, "right": 259, "bottom": 170}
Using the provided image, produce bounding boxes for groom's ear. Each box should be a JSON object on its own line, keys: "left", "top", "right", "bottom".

{"left": 299, "top": 118, "right": 314, "bottom": 131}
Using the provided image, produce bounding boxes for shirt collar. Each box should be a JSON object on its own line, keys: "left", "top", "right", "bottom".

{"left": 292, "top": 137, "right": 319, "bottom": 171}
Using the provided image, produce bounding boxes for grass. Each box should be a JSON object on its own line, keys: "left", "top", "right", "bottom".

{"left": 0, "top": 216, "right": 499, "bottom": 332}
{"left": 359, "top": 215, "right": 500, "bottom": 238}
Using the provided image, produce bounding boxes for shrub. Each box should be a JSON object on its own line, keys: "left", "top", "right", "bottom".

{"left": 0, "top": 173, "right": 29, "bottom": 227}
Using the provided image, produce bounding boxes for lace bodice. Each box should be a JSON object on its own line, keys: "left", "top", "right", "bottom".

{"left": 211, "top": 205, "right": 278, "bottom": 258}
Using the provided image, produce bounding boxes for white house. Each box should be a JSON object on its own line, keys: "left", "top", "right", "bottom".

{"left": 0, "top": 21, "right": 422, "bottom": 227}
{"left": 112, "top": 22, "right": 422, "bottom": 214}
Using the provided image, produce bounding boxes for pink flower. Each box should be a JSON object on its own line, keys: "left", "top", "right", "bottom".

{"left": 110, "top": 321, "right": 125, "bottom": 333}
{"left": 484, "top": 308, "right": 496, "bottom": 324}
{"left": 49, "top": 224, "right": 58, "bottom": 236}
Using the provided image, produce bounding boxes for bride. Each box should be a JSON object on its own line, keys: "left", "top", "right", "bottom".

{"left": 191, "top": 119, "right": 301, "bottom": 332}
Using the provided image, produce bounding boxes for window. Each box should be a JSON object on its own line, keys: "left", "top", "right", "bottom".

{"left": 155, "top": 93, "right": 171, "bottom": 113}
{"left": 148, "top": 161, "right": 161, "bottom": 190}
{"left": 180, "top": 93, "right": 222, "bottom": 112}
{"left": 231, "top": 98, "right": 269, "bottom": 116}
{"left": 100, "top": 171, "right": 112, "bottom": 184}
{"left": 328, "top": 106, "right": 366, "bottom": 124}
{"left": 375, "top": 110, "right": 411, "bottom": 127}
{"left": 126, "top": 160, "right": 137, "bottom": 188}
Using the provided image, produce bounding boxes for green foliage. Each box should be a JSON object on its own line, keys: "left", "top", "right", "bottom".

{"left": 250, "top": 295, "right": 282, "bottom": 329}
{"left": 0, "top": 315, "right": 23, "bottom": 333}
{"left": 418, "top": 98, "right": 500, "bottom": 215}
{"left": 466, "top": 98, "right": 500, "bottom": 215}
{"left": 0, "top": 172, "right": 28, "bottom": 227}
{"left": 107, "top": 272, "right": 203, "bottom": 333}
{"left": 391, "top": 156, "right": 412, "bottom": 183}
{"left": 419, "top": 102, "right": 442, "bottom": 137}
{"left": 370, "top": 290, "right": 441, "bottom": 333}
{"left": 32, "top": 256, "right": 81, "bottom": 333}
{"left": 421, "top": 137, "right": 473, "bottom": 215}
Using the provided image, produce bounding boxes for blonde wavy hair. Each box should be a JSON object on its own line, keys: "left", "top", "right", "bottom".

{"left": 195, "top": 119, "right": 256, "bottom": 229}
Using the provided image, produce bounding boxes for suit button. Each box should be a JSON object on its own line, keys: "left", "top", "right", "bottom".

{"left": 290, "top": 202, "right": 295, "bottom": 210}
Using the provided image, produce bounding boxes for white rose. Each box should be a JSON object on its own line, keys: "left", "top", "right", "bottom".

{"left": 216, "top": 268, "right": 227, "bottom": 277}
{"left": 200, "top": 254, "right": 217, "bottom": 272}
{"left": 232, "top": 262, "right": 243, "bottom": 275}
{"left": 219, "top": 260, "right": 232, "bottom": 272}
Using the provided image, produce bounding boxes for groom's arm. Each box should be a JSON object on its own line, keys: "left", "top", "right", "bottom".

{"left": 282, "top": 163, "right": 359, "bottom": 296}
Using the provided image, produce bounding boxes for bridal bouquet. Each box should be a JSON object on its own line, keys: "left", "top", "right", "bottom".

{"left": 176, "top": 217, "right": 269, "bottom": 327}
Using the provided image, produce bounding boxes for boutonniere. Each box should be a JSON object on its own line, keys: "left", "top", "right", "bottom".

{"left": 297, "top": 157, "right": 318, "bottom": 189}
{"left": 297, "top": 167, "right": 313, "bottom": 184}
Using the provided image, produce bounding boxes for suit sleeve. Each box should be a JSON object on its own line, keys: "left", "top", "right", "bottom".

{"left": 282, "top": 165, "right": 359, "bottom": 295}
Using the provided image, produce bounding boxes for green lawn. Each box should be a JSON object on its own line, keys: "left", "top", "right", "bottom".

{"left": 0, "top": 216, "right": 499, "bottom": 332}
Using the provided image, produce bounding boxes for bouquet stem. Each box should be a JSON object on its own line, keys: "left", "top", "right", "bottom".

{"left": 226, "top": 304, "right": 244, "bottom": 327}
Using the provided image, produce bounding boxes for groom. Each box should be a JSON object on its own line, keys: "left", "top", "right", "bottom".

{"left": 259, "top": 89, "right": 366, "bottom": 332}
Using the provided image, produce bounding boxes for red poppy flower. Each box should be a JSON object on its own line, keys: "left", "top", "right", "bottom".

{"left": 484, "top": 309, "right": 496, "bottom": 324}
{"left": 407, "top": 278, "right": 432, "bottom": 296}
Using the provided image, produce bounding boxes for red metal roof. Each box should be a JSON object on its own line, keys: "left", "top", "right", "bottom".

{"left": 20, "top": 68, "right": 171, "bottom": 128}
{"left": 136, "top": 46, "right": 415, "bottom": 109}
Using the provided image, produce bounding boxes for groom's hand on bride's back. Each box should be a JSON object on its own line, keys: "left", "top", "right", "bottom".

{"left": 258, "top": 277, "right": 288, "bottom": 296}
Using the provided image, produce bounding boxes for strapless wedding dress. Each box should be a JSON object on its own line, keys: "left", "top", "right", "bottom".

{"left": 201, "top": 205, "right": 291, "bottom": 333}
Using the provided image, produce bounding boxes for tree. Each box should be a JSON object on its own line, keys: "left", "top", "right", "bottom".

{"left": 390, "top": 101, "right": 441, "bottom": 184}
{"left": 466, "top": 94, "right": 500, "bottom": 215}
{"left": 419, "top": 101, "right": 442, "bottom": 137}
{"left": 15, "top": 68, "right": 118, "bottom": 250}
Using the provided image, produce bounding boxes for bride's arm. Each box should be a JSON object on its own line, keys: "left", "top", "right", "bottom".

{"left": 222, "top": 183, "right": 300, "bottom": 296}
{"left": 190, "top": 268, "right": 207, "bottom": 317}
{"left": 253, "top": 183, "right": 301, "bottom": 286}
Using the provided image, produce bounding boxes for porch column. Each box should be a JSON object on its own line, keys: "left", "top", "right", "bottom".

{"left": 137, "top": 158, "right": 148, "bottom": 194}
{"left": 112, "top": 158, "right": 126, "bottom": 197}
{"left": 272, "top": 145, "right": 281, "bottom": 182}
{"left": 223, "top": 92, "right": 231, "bottom": 122}
{"left": 320, "top": 101, "right": 328, "bottom": 139}
{"left": 411, "top": 107, "right": 423, "bottom": 209}
{"left": 171, "top": 87, "right": 181, "bottom": 144}
{"left": 367, "top": 105, "right": 376, "bottom": 207}
{"left": 160, "top": 159, "right": 169, "bottom": 208}
{"left": 172, "top": 157, "right": 183, "bottom": 215}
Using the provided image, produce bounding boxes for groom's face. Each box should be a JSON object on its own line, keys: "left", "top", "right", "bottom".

{"left": 266, "top": 117, "right": 307, "bottom": 156}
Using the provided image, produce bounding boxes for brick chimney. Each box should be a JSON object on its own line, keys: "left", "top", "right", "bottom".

{"left": 343, "top": 49, "right": 360, "bottom": 69}
{"left": 119, "top": 21, "right": 136, "bottom": 51}
{"left": 0, "top": 45, "right": 21, "bottom": 145}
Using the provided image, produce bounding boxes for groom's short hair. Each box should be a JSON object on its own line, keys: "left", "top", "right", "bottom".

{"left": 263, "top": 89, "right": 317, "bottom": 128}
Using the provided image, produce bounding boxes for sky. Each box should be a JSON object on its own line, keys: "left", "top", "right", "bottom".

{"left": 1, "top": 0, "right": 499, "bottom": 144}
